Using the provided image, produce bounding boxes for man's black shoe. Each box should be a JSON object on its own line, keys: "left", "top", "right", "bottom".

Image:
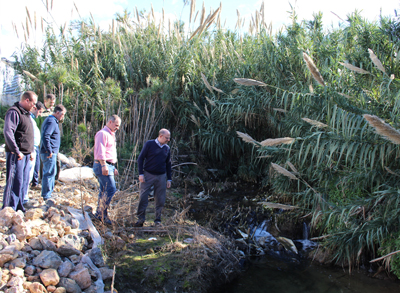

{"left": 134, "top": 221, "right": 144, "bottom": 227}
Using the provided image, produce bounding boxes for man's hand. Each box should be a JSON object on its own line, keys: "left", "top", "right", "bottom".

{"left": 47, "top": 153, "right": 53, "bottom": 159}
{"left": 17, "top": 153, "right": 24, "bottom": 161}
{"left": 102, "top": 165, "right": 109, "bottom": 176}
{"left": 167, "top": 181, "right": 171, "bottom": 188}
{"left": 139, "top": 175, "right": 145, "bottom": 183}
{"left": 114, "top": 168, "right": 118, "bottom": 176}
{"left": 29, "top": 154, "right": 34, "bottom": 161}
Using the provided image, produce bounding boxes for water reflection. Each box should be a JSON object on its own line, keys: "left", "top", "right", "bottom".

{"left": 220, "top": 256, "right": 400, "bottom": 293}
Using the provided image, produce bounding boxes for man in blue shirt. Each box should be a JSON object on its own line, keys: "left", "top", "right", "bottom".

{"left": 135, "top": 129, "right": 172, "bottom": 227}
{"left": 40, "top": 104, "right": 66, "bottom": 202}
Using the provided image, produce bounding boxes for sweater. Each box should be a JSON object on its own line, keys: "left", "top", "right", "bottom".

{"left": 138, "top": 140, "right": 172, "bottom": 180}
{"left": 40, "top": 115, "right": 61, "bottom": 154}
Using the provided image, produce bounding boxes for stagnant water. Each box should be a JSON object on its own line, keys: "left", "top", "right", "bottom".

{"left": 220, "top": 259, "right": 400, "bottom": 292}
{"left": 188, "top": 189, "right": 400, "bottom": 293}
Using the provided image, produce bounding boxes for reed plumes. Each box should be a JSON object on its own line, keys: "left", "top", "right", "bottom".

{"left": 236, "top": 131, "right": 258, "bottom": 145}
{"left": 303, "top": 52, "right": 325, "bottom": 86}
{"left": 368, "top": 48, "right": 386, "bottom": 73}
{"left": 271, "top": 163, "right": 298, "bottom": 180}
{"left": 364, "top": 114, "right": 400, "bottom": 144}
{"left": 302, "top": 118, "right": 328, "bottom": 128}
{"left": 339, "top": 62, "right": 370, "bottom": 74}
{"left": 233, "top": 78, "right": 266, "bottom": 86}
{"left": 260, "top": 137, "right": 294, "bottom": 146}
{"left": 201, "top": 73, "right": 213, "bottom": 92}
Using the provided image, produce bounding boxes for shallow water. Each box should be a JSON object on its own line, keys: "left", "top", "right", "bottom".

{"left": 220, "top": 256, "right": 400, "bottom": 293}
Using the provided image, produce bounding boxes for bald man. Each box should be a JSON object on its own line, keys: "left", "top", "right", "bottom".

{"left": 3, "top": 91, "right": 37, "bottom": 211}
{"left": 135, "top": 128, "right": 172, "bottom": 227}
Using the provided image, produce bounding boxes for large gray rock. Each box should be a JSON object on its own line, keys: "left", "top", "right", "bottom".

{"left": 32, "top": 250, "right": 62, "bottom": 269}
{"left": 57, "top": 244, "right": 81, "bottom": 257}
{"left": 58, "top": 259, "right": 74, "bottom": 277}
{"left": 68, "top": 263, "right": 91, "bottom": 289}
{"left": 87, "top": 248, "right": 104, "bottom": 267}
{"left": 38, "top": 235, "right": 57, "bottom": 251}
{"left": 29, "top": 238, "right": 43, "bottom": 251}
{"left": 58, "top": 234, "right": 87, "bottom": 251}
{"left": 99, "top": 267, "right": 114, "bottom": 281}
{"left": 59, "top": 277, "right": 82, "bottom": 293}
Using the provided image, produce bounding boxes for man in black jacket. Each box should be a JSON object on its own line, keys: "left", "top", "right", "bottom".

{"left": 3, "top": 91, "right": 37, "bottom": 211}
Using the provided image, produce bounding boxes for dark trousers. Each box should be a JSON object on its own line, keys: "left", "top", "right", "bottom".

{"left": 137, "top": 171, "right": 166, "bottom": 223}
{"left": 31, "top": 146, "right": 40, "bottom": 186}
{"left": 3, "top": 152, "right": 31, "bottom": 212}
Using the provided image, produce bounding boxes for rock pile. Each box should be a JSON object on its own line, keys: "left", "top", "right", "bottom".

{"left": 0, "top": 206, "right": 114, "bottom": 293}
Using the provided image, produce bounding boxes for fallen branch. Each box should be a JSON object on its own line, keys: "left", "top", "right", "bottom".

{"left": 370, "top": 250, "right": 400, "bottom": 263}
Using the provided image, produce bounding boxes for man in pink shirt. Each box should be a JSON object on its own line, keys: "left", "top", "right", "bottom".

{"left": 93, "top": 115, "right": 121, "bottom": 225}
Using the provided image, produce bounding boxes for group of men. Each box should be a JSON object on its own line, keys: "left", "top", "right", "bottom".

{"left": 3, "top": 91, "right": 173, "bottom": 227}
{"left": 3, "top": 91, "right": 67, "bottom": 212}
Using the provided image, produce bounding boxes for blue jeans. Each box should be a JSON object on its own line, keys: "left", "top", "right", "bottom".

{"left": 31, "top": 146, "right": 40, "bottom": 186}
{"left": 41, "top": 153, "right": 58, "bottom": 200}
{"left": 3, "top": 152, "right": 31, "bottom": 212}
{"left": 93, "top": 162, "right": 117, "bottom": 219}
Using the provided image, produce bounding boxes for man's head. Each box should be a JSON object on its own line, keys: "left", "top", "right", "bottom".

{"left": 44, "top": 94, "right": 56, "bottom": 109}
{"left": 31, "top": 101, "right": 45, "bottom": 118}
{"left": 158, "top": 128, "right": 170, "bottom": 145}
{"left": 53, "top": 104, "right": 67, "bottom": 122}
{"left": 20, "top": 91, "right": 38, "bottom": 112}
{"left": 106, "top": 115, "right": 121, "bottom": 133}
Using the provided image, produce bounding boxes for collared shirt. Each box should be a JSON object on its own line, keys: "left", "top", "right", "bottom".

{"left": 155, "top": 138, "right": 167, "bottom": 148}
{"left": 94, "top": 126, "right": 117, "bottom": 163}
{"left": 30, "top": 113, "right": 41, "bottom": 147}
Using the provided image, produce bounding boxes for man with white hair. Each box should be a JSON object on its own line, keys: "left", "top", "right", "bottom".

{"left": 135, "top": 128, "right": 172, "bottom": 227}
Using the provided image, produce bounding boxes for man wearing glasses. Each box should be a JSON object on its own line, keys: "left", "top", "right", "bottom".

{"left": 3, "top": 91, "right": 37, "bottom": 211}
{"left": 135, "top": 129, "right": 172, "bottom": 227}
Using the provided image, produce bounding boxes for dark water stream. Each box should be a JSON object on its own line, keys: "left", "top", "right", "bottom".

{"left": 220, "top": 256, "right": 400, "bottom": 293}
{"left": 188, "top": 189, "right": 400, "bottom": 293}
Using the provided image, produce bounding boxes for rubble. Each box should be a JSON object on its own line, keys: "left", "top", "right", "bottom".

{"left": 0, "top": 175, "right": 118, "bottom": 293}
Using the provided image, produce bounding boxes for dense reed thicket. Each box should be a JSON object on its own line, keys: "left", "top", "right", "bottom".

{"left": 10, "top": 2, "right": 400, "bottom": 276}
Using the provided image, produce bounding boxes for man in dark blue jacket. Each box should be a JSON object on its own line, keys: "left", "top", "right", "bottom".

{"left": 40, "top": 104, "right": 66, "bottom": 201}
{"left": 135, "top": 129, "right": 172, "bottom": 226}
{"left": 3, "top": 91, "right": 37, "bottom": 211}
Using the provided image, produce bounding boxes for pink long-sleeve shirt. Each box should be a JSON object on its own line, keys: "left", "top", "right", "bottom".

{"left": 94, "top": 126, "right": 117, "bottom": 163}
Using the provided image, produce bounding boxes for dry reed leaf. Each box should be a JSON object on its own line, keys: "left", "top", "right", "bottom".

{"left": 302, "top": 118, "right": 328, "bottom": 128}
{"left": 23, "top": 70, "right": 37, "bottom": 80}
{"left": 259, "top": 137, "right": 294, "bottom": 146}
{"left": 384, "top": 166, "right": 400, "bottom": 177}
{"left": 26, "top": 7, "right": 32, "bottom": 26}
{"left": 273, "top": 108, "right": 287, "bottom": 113}
{"left": 286, "top": 161, "right": 298, "bottom": 174}
{"left": 271, "top": 163, "right": 298, "bottom": 180}
{"left": 309, "top": 84, "right": 314, "bottom": 93}
{"left": 190, "top": 115, "right": 201, "bottom": 127}
{"left": 201, "top": 73, "right": 213, "bottom": 92}
{"left": 204, "top": 105, "right": 210, "bottom": 118}
{"left": 303, "top": 52, "right": 325, "bottom": 86}
{"left": 260, "top": 202, "right": 298, "bottom": 210}
{"left": 368, "top": 48, "right": 386, "bottom": 73}
{"left": 211, "top": 86, "right": 224, "bottom": 93}
{"left": 236, "top": 131, "right": 257, "bottom": 144}
{"left": 339, "top": 62, "right": 370, "bottom": 75}
{"left": 390, "top": 74, "right": 395, "bottom": 80}
{"left": 364, "top": 114, "right": 400, "bottom": 144}
{"left": 190, "top": 0, "right": 196, "bottom": 23}
{"left": 205, "top": 96, "right": 216, "bottom": 106}
{"left": 338, "top": 92, "right": 354, "bottom": 99}
{"left": 233, "top": 78, "right": 266, "bottom": 86}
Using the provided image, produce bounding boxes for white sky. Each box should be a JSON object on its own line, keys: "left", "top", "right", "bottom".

{"left": 0, "top": 0, "right": 398, "bottom": 59}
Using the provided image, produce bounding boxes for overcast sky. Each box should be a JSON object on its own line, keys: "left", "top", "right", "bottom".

{"left": 0, "top": 0, "right": 398, "bottom": 59}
